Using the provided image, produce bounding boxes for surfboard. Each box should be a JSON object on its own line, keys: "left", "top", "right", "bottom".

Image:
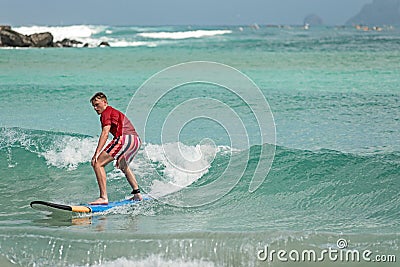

{"left": 30, "top": 195, "right": 151, "bottom": 214}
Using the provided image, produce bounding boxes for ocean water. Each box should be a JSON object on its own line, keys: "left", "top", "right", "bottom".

{"left": 0, "top": 25, "right": 399, "bottom": 266}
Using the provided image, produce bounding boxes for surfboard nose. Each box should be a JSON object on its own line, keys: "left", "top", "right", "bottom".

{"left": 71, "top": 206, "right": 91, "bottom": 213}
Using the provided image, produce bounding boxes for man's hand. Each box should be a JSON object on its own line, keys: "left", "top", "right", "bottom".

{"left": 91, "top": 153, "right": 99, "bottom": 167}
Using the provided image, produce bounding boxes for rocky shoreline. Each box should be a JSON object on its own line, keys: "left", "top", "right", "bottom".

{"left": 0, "top": 25, "right": 109, "bottom": 48}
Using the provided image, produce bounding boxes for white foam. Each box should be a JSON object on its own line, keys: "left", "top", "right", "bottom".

{"left": 41, "top": 136, "right": 98, "bottom": 170}
{"left": 88, "top": 256, "right": 215, "bottom": 267}
{"left": 138, "top": 29, "right": 232, "bottom": 39}
{"left": 13, "top": 25, "right": 105, "bottom": 42}
{"left": 108, "top": 40, "right": 158, "bottom": 47}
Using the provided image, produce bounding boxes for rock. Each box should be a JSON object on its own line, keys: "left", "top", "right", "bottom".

{"left": 53, "top": 38, "right": 83, "bottom": 48}
{"left": 0, "top": 28, "right": 31, "bottom": 47}
{"left": 0, "top": 25, "right": 11, "bottom": 31}
{"left": 52, "top": 41, "right": 64, "bottom": 48}
{"left": 30, "top": 32, "right": 53, "bottom": 47}
{"left": 98, "top": 41, "right": 110, "bottom": 47}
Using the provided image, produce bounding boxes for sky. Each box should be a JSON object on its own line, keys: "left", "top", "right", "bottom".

{"left": 1, "top": 0, "right": 372, "bottom": 26}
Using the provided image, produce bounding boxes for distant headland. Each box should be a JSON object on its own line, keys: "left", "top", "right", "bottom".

{"left": 346, "top": 0, "right": 400, "bottom": 26}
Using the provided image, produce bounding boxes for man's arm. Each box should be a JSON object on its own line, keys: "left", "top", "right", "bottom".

{"left": 92, "top": 125, "right": 111, "bottom": 165}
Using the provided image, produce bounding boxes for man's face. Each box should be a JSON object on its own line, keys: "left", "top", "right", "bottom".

{"left": 91, "top": 98, "right": 107, "bottom": 114}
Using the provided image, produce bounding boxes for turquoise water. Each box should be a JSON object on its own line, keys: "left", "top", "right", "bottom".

{"left": 0, "top": 25, "right": 399, "bottom": 266}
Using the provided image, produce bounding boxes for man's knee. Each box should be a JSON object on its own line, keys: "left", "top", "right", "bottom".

{"left": 93, "top": 158, "right": 111, "bottom": 169}
{"left": 93, "top": 152, "right": 114, "bottom": 168}
{"left": 92, "top": 160, "right": 104, "bottom": 169}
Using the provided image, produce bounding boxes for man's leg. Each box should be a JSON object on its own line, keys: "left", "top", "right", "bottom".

{"left": 90, "top": 151, "right": 114, "bottom": 204}
{"left": 119, "top": 158, "right": 143, "bottom": 201}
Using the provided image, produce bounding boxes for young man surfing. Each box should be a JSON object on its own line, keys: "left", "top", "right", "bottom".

{"left": 90, "top": 92, "right": 142, "bottom": 204}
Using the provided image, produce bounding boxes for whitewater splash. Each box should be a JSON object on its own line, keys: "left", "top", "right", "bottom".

{"left": 39, "top": 132, "right": 238, "bottom": 197}
{"left": 12, "top": 25, "right": 232, "bottom": 47}
{"left": 14, "top": 25, "right": 104, "bottom": 42}
{"left": 41, "top": 136, "right": 237, "bottom": 198}
{"left": 0, "top": 127, "right": 97, "bottom": 170}
{"left": 130, "top": 142, "right": 239, "bottom": 198}
{"left": 141, "top": 142, "right": 212, "bottom": 197}
{"left": 41, "top": 136, "right": 97, "bottom": 170}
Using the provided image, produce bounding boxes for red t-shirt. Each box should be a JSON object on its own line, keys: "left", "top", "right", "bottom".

{"left": 100, "top": 106, "right": 137, "bottom": 138}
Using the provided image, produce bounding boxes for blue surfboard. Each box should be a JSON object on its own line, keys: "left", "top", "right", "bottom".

{"left": 30, "top": 195, "right": 151, "bottom": 214}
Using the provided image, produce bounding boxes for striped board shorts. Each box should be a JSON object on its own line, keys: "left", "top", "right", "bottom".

{"left": 104, "top": 135, "right": 141, "bottom": 168}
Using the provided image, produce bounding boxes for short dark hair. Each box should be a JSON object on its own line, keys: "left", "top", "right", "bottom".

{"left": 90, "top": 92, "right": 107, "bottom": 103}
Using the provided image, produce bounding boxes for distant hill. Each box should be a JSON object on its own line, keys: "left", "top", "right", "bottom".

{"left": 346, "top": 0, "right": 400, "bottom": 25}
{"left": 304, "top": 14, "right": 323, "bottom": 26}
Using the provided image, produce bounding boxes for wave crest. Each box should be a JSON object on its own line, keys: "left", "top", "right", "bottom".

{"left": 138, "top": 30, "right": 232, "bottom": 40}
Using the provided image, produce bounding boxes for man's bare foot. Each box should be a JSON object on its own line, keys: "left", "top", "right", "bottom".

{"left": 131, "top": 193, "right": 143, "bottom": 201}
{"left": 89, "top": 197, "right": 108, "bottom": 205}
